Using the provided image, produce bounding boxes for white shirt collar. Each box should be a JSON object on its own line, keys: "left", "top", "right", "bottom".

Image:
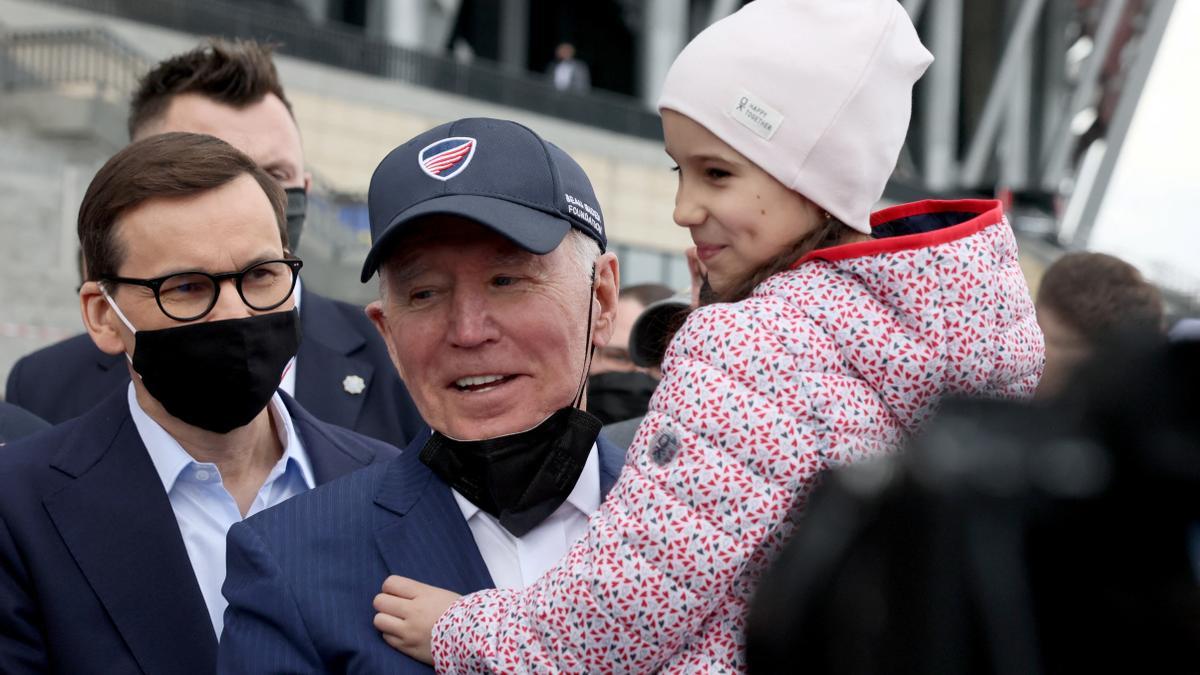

{"left": 128, "top": 383, "right": 316, "bottom": 493}
{"left": 452, "top": 442, "right": 601, "bottom": 524}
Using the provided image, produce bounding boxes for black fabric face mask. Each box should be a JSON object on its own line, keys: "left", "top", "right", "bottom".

{"left": 130, "top": 311, "right": 301, "bottom": 434}
{"left": 284, "top": 187, "right": 307, "bottom": 253}
{"left": 586, "top": 370, "right": 660, "bottom": 425}
{"left": 419, "top": 407, "right": 602, "bottom": 538}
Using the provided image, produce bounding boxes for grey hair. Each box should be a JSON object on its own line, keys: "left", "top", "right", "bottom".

{"left": 563, "top": 228, "right": 601, "bottom": 282}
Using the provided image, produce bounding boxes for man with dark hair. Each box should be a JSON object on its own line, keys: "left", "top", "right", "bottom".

{"left": 0, "top": 133, "right": 399, "bottom": 675}
{"left": 5, "top": 39, "right": 423, "bottom": 449}
{"left": 1035, "top": 251, "right": 1165, "bottom": 397}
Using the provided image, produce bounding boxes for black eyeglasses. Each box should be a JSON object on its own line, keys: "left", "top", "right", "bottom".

{"left": 102, "top": 258, "right": 303, "bottom": 322}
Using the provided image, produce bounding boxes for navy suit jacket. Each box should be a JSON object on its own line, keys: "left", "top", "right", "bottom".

{"left": 218, "top": 431, "right": 626, "bottom": 674}
{"left": 4, "top": 289, "right": 423, "bottom": 448}
{"left": 0, "top": 402, "right": 49, "bottom": 445}
{"left": 0, "top": 388, "right": 400, "bottom": 675}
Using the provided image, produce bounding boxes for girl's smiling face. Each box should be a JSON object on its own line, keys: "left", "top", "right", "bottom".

{"left": 663, "top": 109, "right": 824, "bottom": 294}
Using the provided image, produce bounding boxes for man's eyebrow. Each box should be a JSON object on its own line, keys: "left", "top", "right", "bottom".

{"left": 386, "top": 259, "right": 429, "bottom": 287}
{"left": 386, "top": 247, "right": 541, "bottom": 286}
{"left": 260, "top": 160, "right": 295, "bottom": 178}
{"left": 143, "top": 253, "right": 280, "bottom": 279}
{"left": 491, "top": 249, "right": 539, "bottom": 268}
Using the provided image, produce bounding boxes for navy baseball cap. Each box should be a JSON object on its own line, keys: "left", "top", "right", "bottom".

{"left": 360, "top": 117, "right": 606, "bottom": 282}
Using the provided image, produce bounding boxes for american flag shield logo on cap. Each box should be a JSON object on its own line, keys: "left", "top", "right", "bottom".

{"left": 418, "top": 137, "right": 477, "bottom": 181}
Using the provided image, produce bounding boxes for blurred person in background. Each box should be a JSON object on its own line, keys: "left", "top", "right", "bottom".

{"left": 4, "top": 39, "right": 423, "bottom": 448}
{"left": 372, "top": 0, "right": 1042, "bottom": 671}
{"left": 1035, "top": 251, "right": 1165, "bottom": 398}
{"left": 0, "top": 401, "right": 48, "bottom": 446}
{"left": 587, "top": 282, "right": 674, "bottom": 426}
{"left": 600, "top": 291, "right": 691, "bottom": 449}
{"left": 0, "top": 133, "right": 398, "bottom": 675}
{"left": 601, "top": 249, "right": 709, "bottom": 449}
{"left": 547, "top": 42, "right": 591, "bottom": 93}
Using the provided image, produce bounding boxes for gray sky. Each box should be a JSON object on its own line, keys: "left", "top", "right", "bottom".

{"left": 1089, "top": 0, "right": 1200, "bottom": 297}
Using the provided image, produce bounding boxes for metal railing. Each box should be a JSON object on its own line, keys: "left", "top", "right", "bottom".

{"left": 0, "top": 25, "right": 148, "bottom": 101}
{"left": 43, "top": 0, "right": 664, "bottom": 140}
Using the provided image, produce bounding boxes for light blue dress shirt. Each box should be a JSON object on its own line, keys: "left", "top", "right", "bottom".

{"left": 127, "top": 384, "right": 315, "bottom": 637}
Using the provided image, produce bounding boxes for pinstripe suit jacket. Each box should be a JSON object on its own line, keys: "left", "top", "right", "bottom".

{"left": 217, "top": 428, "right": 624, "bottom": 674}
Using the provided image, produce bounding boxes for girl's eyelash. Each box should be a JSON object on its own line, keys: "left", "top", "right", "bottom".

{"left": 670, "top": 165, "right": 680, "bottom": 172}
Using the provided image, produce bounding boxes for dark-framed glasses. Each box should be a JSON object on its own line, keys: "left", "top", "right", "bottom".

{"left": 102, "top": 258, "right": 303, "bottom": 322}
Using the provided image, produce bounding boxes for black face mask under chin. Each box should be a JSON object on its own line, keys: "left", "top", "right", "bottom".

{"left": 419, "top": 407, "right": 602, "bottom": 538}
{"left": 284, "top": 187, "right": 307, "bottom": 253}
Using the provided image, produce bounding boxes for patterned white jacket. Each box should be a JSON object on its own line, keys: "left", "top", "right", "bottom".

{"left": 432, "top": 199, "right": 1044, "bottom": 673}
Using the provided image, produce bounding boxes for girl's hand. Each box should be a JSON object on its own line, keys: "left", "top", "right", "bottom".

{"left": 373, "top": 575, "right": 462, "bottom": 665}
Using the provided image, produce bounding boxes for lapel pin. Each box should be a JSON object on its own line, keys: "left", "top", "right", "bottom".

{"left": 342, "top": 374, "right": 366, "bottom": 395}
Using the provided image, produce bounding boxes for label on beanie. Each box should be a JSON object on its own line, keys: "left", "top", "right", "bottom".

{"left": 727, "top": 89, "right": 783, "bottom": 140}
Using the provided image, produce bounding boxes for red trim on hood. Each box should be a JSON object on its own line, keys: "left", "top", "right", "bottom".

{"left": 794, "top": 199, "right": 1006, "bottom": 267}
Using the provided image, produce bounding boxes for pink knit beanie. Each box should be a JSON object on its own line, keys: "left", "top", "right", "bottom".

{"left": 657, "top": 0, "right": 933, "bottom": 234}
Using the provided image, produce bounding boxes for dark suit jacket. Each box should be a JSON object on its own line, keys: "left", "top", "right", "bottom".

{"left": 0, "top": 402, "right": 49, "bottom": 445}
{"left": 4, "top": 289, "right": 423, "bottom": 448}
{"left": 218, "top": 431, "right": 626, "bottom": 674}
{"left": 0, "top": 389, "right": 400, "bottom": 675}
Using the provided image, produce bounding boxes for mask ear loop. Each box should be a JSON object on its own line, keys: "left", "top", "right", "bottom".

{"left": 101, "top": 286, "right": 139, "bottom": 335}
{"left": 101, "top": 285, "right": 140, "bottom": 369}
{"left": 570, "top": 264, "right": 598, "bottom": 410}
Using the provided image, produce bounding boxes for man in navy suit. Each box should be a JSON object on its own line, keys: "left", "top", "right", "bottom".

{"left": 4, "top": 39, "right": 422, "bottom": 448}
{"left": 0, "top": 133, "right": 399, "bottom": 674}
{"left": 219, "top": 118, "right": 624, "bottom": 673}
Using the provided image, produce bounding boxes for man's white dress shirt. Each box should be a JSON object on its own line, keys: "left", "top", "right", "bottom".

{"left": 278, "top": 279, "right": 302, "bottom": 397}
{"left": 452, "top": 444, "right": 600, "bottom": 589}
{"left": 129, "top": 384, "right": 315, "bottom": 636}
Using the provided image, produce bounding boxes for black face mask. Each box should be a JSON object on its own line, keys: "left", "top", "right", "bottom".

{"left": 586, "top": 370, "right": 660, "bottom": 425}
{"left": 419, "top": 407, "right": 602, "bottom": 537}
{"left": 129, "top": 311, "right": 301, "bottom": 434}
{"left": 284, "top": 187, "right": 307, "bottom": 253}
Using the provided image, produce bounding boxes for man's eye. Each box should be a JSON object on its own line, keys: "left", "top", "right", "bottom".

{"left": 409, "top": 289, "right": 435, "bottom": 302}
{"left": 493, "top": 276, "right": 518, "bottom": 287}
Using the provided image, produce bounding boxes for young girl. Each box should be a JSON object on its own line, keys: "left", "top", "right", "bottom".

{"left": 374, "top": 0, "right": 1044, "bottom": 671}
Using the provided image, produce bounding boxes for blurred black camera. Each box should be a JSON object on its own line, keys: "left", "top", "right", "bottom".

{"left": 747, "top": 340, "right": 1200, "bottom": 675}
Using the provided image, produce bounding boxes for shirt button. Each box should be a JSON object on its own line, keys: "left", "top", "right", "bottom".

{"left": 194, "top": 469, "right": 211, "bottom": 481}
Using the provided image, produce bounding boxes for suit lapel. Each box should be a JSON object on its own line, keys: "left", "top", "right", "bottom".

{"left": 373, "top": 434, "right": 493, "bottom": 594}
{"left": 597, "top": 435, "right": 626, "bottom": 499}
{"left": 282, "top": 393, "right": 376, "bottom": 484}
{"left": 43, "top": 392, "right": 216, "bottom": 674}
{"left": 295, "top": 291, "right": 373, "bottom": 431}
